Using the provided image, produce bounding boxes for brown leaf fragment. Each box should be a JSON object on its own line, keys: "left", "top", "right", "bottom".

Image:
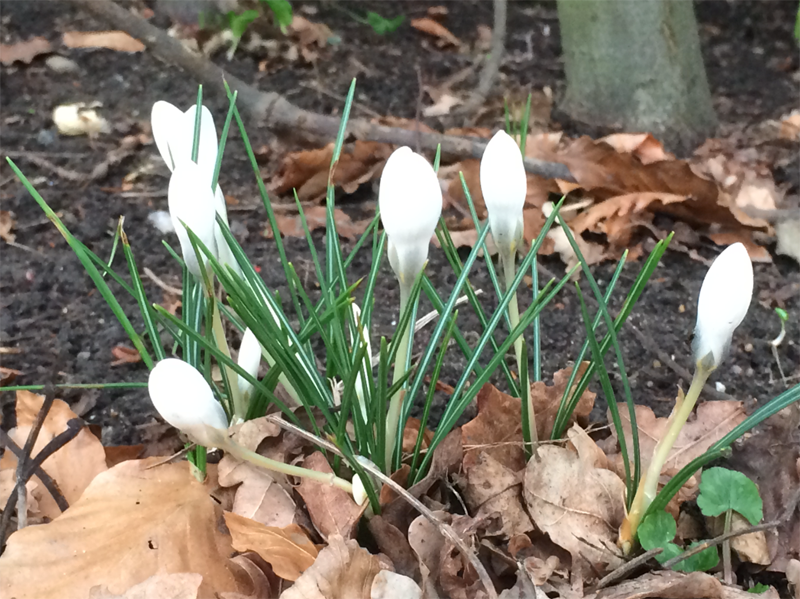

{"left": 224, "top": 512, "right": 317, "bottom": 582}
{"left": 368, "top": 516, "right": 420, "bottom": 580}
{"left": 408, "top": 512, "right": 449, "bottom": 598}
{"left": 707, "top": 511, "right": 770, "bottom": 565}
{"left": 586, "top": 571, "right": 723, "bottom": 599}
{"left": 0, "top": 390, "right": 108, "bottom": 520}
{"left": 295, "top": 452, "right": 363, "bottom": 541}
{"left": 89, "top": 573, "right": 202, "bottom": 599}
{"left": 370, "top": 570, "right": 422, "bottom": 599}
{"left": 280, "top": 534, "right": 388, "bottom": 599}
{"left": 62, "top": 31, "right": 145, "bottom": 52}
{"left": 218, "top": 454, "right": 296, "bottom": 527}
{"left": 410, "top": 17, "right": 461, "bottom": 47}
{"left": 273, "top": 206, "right": 370, "bottom": 241}
{"left": 524, "top": 425, "right": 626, "bottom": 577}
{"left": 0, "top": 210, "right": 17, "bottom": 243}
{"left": 464, "top": 452, "right": 532, "bottom": 538}
{"left": 0, "top": 459, "right": 246, "bottom": 598}
{"left": 0, "top": 37, "right": 52, "bottom": 66}
{"left": 439, "top": 514, "right": 498, "bottom": 599}
{"left": 462, "top": 384, "right": 525, "bottom": 472}
{"left": 598, "top": 133, "right": 673, "bottom": 165}
{"left": 110, "top": 344, "right": 142, "bottom": 366}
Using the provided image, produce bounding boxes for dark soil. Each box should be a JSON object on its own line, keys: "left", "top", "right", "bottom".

{"left": 0, "top": 0, "right": 798, "bottom": 446}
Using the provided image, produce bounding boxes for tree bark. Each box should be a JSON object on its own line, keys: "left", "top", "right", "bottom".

{"left": 557, "top": 0, "right": 717, "bottom": 152}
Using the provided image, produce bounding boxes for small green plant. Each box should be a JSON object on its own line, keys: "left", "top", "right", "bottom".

{"left": 770, "top": 307, "right": 788, "bottom": 385}
{"left": 342, "top": 8, "right": 405, "bottom": 35}
{"left": 225, "top": 0, "right": 293, "bottom": 59}
{"left": 638, "top": 510, "right": 719, "bottom": 572}
{"left": 748, "top": 583, "right": 770, "bottom": 594}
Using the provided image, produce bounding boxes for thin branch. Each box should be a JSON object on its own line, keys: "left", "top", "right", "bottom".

{"left": 264, "top": 414, "right": 499, "bottom": 599}
{"left": 0, "top": 429, "right": 68, "bottom": 512}
{"left": 593, "top": 548, "right": 663, "bottom": 590}
{"left": 462, "top": 0, "right": 507, "bottom": 115}
{"left": 66, "top": 0, "right": 574, "bottom": 182}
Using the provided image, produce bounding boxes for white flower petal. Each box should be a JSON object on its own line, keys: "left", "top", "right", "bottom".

{"left": 151, "top": 101, "right": 185, "bottom": 171}
{"left": 148, "top": 358, "right": 229, "bottom": 447}
{"left": 693, "top": 242, "right": 753, "bottom": 368}
{"left": 237, "top": 328, "right": 262, "bottom": 399}
{"left": 480, "top": 130, "right": 526, "bottom": 254}
{"left": 182, "top": 104, "right": 219, "bottom": 176}
{"left": 378, "top": 147, "right": 442, "bottom": 282}
{"left": 168, "top": 161, "right": 219, "bottom": 278}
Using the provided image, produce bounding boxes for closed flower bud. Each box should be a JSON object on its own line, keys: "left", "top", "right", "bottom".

{"left": 480, "top": 130, "right": 527, "bottom": 256}
{"left": 148, "top": 358, "right": 229, "bottom": 447}
{"left": 237, "top": 328, "right": 262, "bottom": 400}
{"left": 693, "top": 242, "right": 753, "bottom": 369}
{"left": 379, "top": 147, "right": 442, "bottom": 285}
{"left": 351, "top": 456, "right": 379, "bottom": 506}
{"left": 168, "top": 161, "right": 219, "bottom": 279}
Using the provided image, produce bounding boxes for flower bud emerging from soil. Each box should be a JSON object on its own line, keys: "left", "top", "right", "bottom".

{"left": 237, "top": 328, "right": 262, "bottom": 401}
{"left": 148, "top": 358, "right": 229, "bottom": 447}
{"left": 480, "top": 130, "right": 527, "bottom": 256}
{"left": 168, "top": 161, "right": 219, "bottom": 279}
{"left": 693, "top": 242, "right": 753, "bottom": 369}
{"left": 378, "top": 147, "right": 442, "bottom": 285}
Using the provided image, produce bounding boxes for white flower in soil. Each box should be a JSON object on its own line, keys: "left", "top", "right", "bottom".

{"left": 151, "top": 101, "right": 240, "bottom": 277}
{"left": 693, "top": 242, "right": 753, "bottom": 369}
{"left": 168, "top": 161, "right": 219, "bottom": 279}
{"left": 480, "top": 130, "right": 527, "bottom": 256}
{"left": 148, "top": 358, "right": 229, "bottom": 447}
{"left": 237, "top": 328, "right": 262, "bottom": 401}
{"left": 378, "top": 147, "right": 443, "bottom": 286}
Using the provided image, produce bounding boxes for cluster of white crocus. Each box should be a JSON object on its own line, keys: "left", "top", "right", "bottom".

{"left": 151, "top": 101, "right": 239, "bottom": 279}
{"left": 621, "top": 242, "right": 754, "bottom": 551}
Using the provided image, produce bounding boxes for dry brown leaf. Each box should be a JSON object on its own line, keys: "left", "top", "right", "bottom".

{"left": 289, "top": 16, "right": 333, "bottom": 49}
{"left": 62, "top": 31, "right": 145, "bottom": 52}
{"left": 89, "top": 573, "right": 202, "bottom": 599}
{"left": 779, "top": 109, "right": 800, "bottom": 140}
{"left": 0, "top": 459, "right": 247, "bottom": 598}
{"left": 598, "top": 133, "right": 673, "bottom": 165}
{"left": 0, "top": 390, "right": 108, "bottom": 520}
{"left": 369, "top": 570, "right": 422, "bottom": 599}
{"left": 224, "top": 512, "right": 317, "bottom": 581}
{"left": 368, "top": 516, "right": 420, "bottom": 580}
{"left": 725, "top": 176, "right": 779, "bottom": 228}
{"left": 401, "top": 418, "right": 434, "bottom": 454}
{"left": 295, "top": 452, "right": 363, "bottom": 540}
{"left": 776, "top": 219, "right": 800, "bottom": 266}
{"left": 423, "top": 93, "right": 462, "bottom": 117}
{"left": 110, "top": 344, "right": 142, "bottom": 366}
{"left": 103, "top": 444, "right": 144, "bottom": 467}
{"left": 0, "top": 210, "right": 17, "bottom": 243}
{"left": 439, "top": 514, "right": 499, "bottom": 599}
{"left": 707, "top": 230, "right": 773, "bottom": 263}
{"left": 280, "top": 534, "right": 388, "bottom": 599}
{"left": 272, "top": 206, "right": 369, "bottom": 241}
{"left": 218, "top": 455, "right": 296, "bottom": 527}
{"left": 410, "top": 17, "right": 460, "bottom": 46}
{"left": 586, "top": 571, "right": 723, "bottom": 599}
{"left": 707, "top": 511, "right": 770, "bottom": 566}
{"left": 524, "top": 424, "right": 626, "bottom": 577}
{"left": 0, "top": 37, "right": 52, "bottom": 66}
{"left": 408, "top": 511, "right": 449, "bottom": 597}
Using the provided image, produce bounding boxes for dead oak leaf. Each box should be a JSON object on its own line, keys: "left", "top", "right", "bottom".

{"left": 89, "top": 573, "right": 202, "bottom": 599}
{"left": 272, "top": 206, "right": 369, "bottom": 241}
{"left": 0, "top": 459, "right": 246, "bottom": 599}
{"left": 62, "top": 31, "right": 144, "bottom": 52}
{"left": 524, "top": 424, "right": 626, "bottom": 577}
{"left": 218, "top": 454, "right": 296, "bottom": 528}
{"left": 410, "top": 17, "right": 461, "bottom": 47}
{"left": 0, "top": 37, "right": 51, "bottom": 66}
{"left": 0, "top": 390, "right": 107, "bottom": 520}
{"left": 224, "top": 512, "right": 317, "bottom": 582}
{"left": 280, "top": 534, "right": 388, "bottom": 599}
{"left": 598, "top": 133, "right": 674, "bottom": 165}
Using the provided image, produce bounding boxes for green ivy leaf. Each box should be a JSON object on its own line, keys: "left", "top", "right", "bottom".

{"left": 673, "top": 541, "right": 720, "bottom": 572}
{"left": 366, "top": 12, "right": 405, "bottom": 35}
{"left": 263, "top": 0, "right": 293, "bottom": 32}
{"left": 748, "top": 583, "right": 771, "bottom": 594}
{"left": 697, "top": 467, "right": 763, "bottom": 525}
{"left": 638, "top": 511, "right": 681, "bottom": 564}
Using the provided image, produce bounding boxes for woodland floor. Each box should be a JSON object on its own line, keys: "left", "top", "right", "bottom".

{"left": 0, "top": 0, "right": 798, "bottom": 448}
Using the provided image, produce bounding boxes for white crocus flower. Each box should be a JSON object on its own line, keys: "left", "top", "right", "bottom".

{"left": 148, "top": 358, "right": 229, "bottom": 448}
{"left": 480, "top": 130, "right": 527, "bottom": 256}
{"left": 151, "top": 101, "right": 240, "bottom": 277}
{"left": 378, "top": 147, "right": 443, "bottom": 287}
{"left": 168, "top": 161, "right": 219, "bottom": 279}
{"left": 351, "top": 456, "right": 380, "bottom": 506}
{"left": 693, "top": 242, "right": 753, "bottom": 369}
{"left": 237, "top": 328, "right": 262, "bottom": 402}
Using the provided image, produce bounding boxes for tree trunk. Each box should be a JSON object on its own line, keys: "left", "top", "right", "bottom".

{"left": 557, "top": 0, "right": 717, "bottom": 152}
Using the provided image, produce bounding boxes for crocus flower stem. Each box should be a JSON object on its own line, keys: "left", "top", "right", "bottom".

{"left": 221, "top": 437, "right": 353, "bottom": 494}
{"left": 501, "top": 249, "right": 538, "bottom": 455}
{"left": 204, "top": 284, "right": 245, "bottom": 421}
{"left": 385, "top": 279, "right": 413, "bottom": 471}
{"left": 620, "top": 359, "right": 712, "bottom": 552}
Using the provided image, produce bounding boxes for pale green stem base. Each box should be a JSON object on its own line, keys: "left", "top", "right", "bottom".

{"left": 621, "top": 362, "right": 711, "bottom": 551}
{"left": 502, "top": 250, "right": 537, "bottom": 454}
{"left": 222, "top": 437, "right": 353, "bottom": 494}
{"left": 385, "top": 280, "right": 412, "bottom": 472}
{"left": 209, "top": 295, "right": 245, "bottom": 422}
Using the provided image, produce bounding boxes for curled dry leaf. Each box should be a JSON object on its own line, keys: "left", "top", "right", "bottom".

{"left": 0, "top": 390, "right": 107, "bottom": 520}
{"left": 407, "top": 511, "right": 449, "bottom": 598}
{"left": 295, "top": 452, "right": 363, "bottom": 540}
{"left": 62, "top": 31, "right": 145, "bottom": 52}
{"left": 89, "top": 573, "right": 202, "bottom": 599}
{"left": 410, "top": 17, "right": 461, "bottom": 47}
{"left": 707, "top": 511, "right": 770, "bottom": 566}
{"left": 279, "top": 534, "right": 388, "bottom": 599}
{"left": 218, "top": 454, "right": 296, "bottom": 527}
{"left": 0, "top": 459, "right": 247, "bottom": 599}
{"left": 0, "top": 210, "right": 17, "bottom": 243}
{"left": 224, "top": 512, "right": 318, "bottom": 581}
{"left": 524, "top": 424, "right": 626, "bottom": 577}
{"left": 272, "top": 206, "right": 370, "bottom": 241}
{"left": 0, "top": 36, "right": 52, "bottom": 66}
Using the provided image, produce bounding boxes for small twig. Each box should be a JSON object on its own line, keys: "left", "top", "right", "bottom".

{"left": 461, "top": 0, "right": 507, "bottom": 116}
{"left": 143, "top": 267, "right": 182, "bottom": 296}
{"left": 0, "top": 429, "right": 68, "bottom": 512}
{"left": 264, "top": 414, "right": 499, "bottom": 599}
{"left": 593, "top": 548, "right": 663, "bottom": 590}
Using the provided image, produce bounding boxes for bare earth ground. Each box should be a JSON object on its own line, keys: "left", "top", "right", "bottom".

{"left": 0, "top": 0, "right": 798, "bottom": 446}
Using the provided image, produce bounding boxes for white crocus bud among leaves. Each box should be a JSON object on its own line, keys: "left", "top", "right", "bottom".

{"left": 480, "top": 130, "right": 527, "bottom": 256}
{"left": 148, "top": 358, "right": 229, "bottom": 448}
{"left": 237, "top": 328, "right": 262, "bottom": 401}
{"left": 351, "top": 456, "right": 379, "bottom": 506}
{"left": 379, "top": 147, "right": 443, "bottom": 286}
{"left": 168, "top": 161, "right": 219, "bottom": 279}
{"left": 693, "top": 242, "right": 753, "bottom": 369}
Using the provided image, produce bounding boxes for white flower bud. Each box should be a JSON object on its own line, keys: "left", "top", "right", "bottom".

{"left": 480, "top": 130, "right": 527, "bottom": 256}
{"left": 693, "top": 242, "right": 753, "bottom": 369}
{"left": 148, "top": 358, "right": 229, "bottom": 447}
{"left": 151, "top": 101, "right": 218, "bottom": 174}
{"left": 378, "top": 147, "right": 442, "bottom": 285}
{"left": 237, "top": 328, "right": 262, "bottom": 400}
{"left": 351, "top": 456, "right": 379, "bottom": 506}
{"left": 168, "top": 161, "right": 219, "bottom": 279}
